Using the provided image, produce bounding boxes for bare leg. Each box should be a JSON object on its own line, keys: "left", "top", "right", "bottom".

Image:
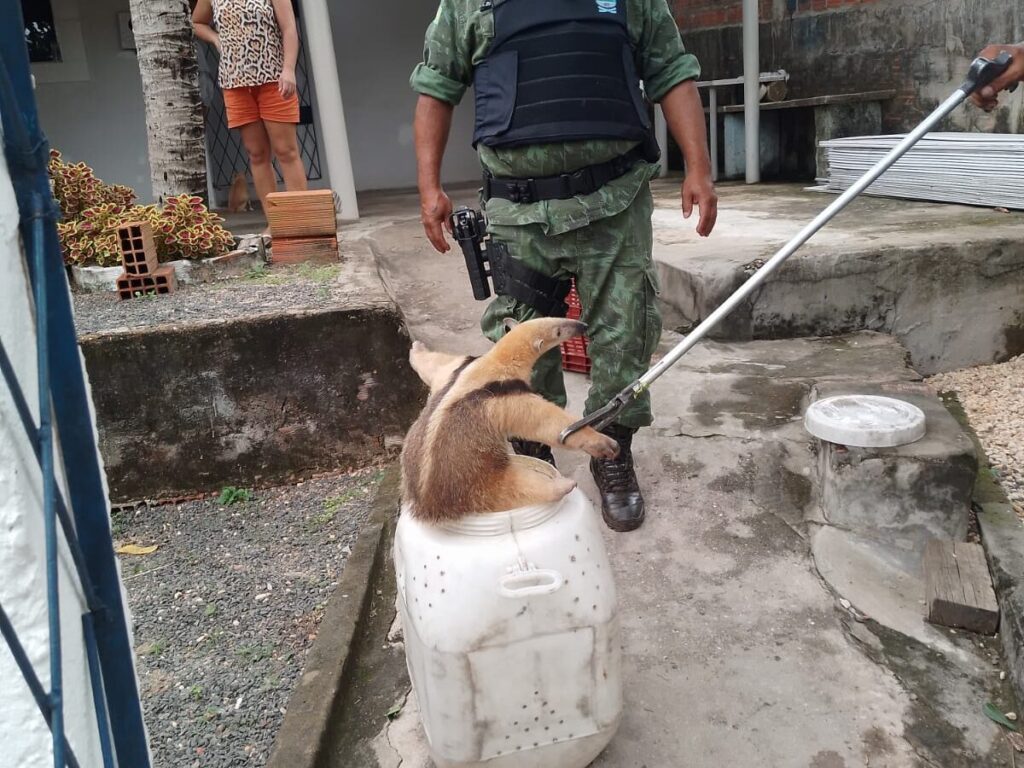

{"left": 265, "top": 120, "right": 308, "bottom": 192}
{"left": 239, "top": 121, "right": 276, "bottom": 234}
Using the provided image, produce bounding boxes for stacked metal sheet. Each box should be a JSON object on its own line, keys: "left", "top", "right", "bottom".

{"left": 813, "top": 133, "right": 1024, "bottom": 209}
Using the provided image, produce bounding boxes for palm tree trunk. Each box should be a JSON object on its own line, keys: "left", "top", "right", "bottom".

{"left": 128, "top": 0, "right": 207, "bottom": 203}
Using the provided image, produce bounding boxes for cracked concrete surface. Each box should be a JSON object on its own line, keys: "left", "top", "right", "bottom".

{"left": 649, "top": 181, "right": 1024, "bottom": 375}
{"left": 349, "top": 187, "right": 1017, "bottom": 767}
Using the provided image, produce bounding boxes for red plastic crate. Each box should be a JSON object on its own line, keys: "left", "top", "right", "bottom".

{"left": 561, "top": 280, "right": 591, "bottom": 374}
{"left": 566, "top": 281, "right": 582, "bottom": 320}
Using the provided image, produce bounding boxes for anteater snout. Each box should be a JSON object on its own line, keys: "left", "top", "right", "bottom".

{"left": 564, "top": 320, "right": 587, "bottom": 338}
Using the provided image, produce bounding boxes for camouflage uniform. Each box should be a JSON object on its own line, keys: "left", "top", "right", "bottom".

{"left": 410, "top": 0, "right": 700, "bottom": 429}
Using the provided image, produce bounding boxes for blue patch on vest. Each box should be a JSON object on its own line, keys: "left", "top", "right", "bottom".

{"left": 596, "top": 0, "right": 617, "bottom": 13}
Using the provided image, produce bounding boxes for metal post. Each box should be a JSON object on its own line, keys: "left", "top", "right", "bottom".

{"left": 0, "top": 4, "right": 153, "bottom": 764}
{"left": 32, "top": 193, "right": 64, "bottom": 768}
{"left": 742, "top": 0, "right": 761, "bottom": 183}
{"left": 299, "top": 0, "right": 359, "bottom": 220}
{"left": 709, "top": 87, "right": 719, "bottom": 182}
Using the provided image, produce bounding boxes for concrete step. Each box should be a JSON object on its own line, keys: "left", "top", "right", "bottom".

{"left": 652, "top": 182, "right": 1024, "bottom": 375}
{"left": 809, "top": 380, "right": 978, "bottom": 551}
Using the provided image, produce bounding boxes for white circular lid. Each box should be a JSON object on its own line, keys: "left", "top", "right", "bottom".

{"left": 804, "top": 395, "right": 926, "bottom": 448}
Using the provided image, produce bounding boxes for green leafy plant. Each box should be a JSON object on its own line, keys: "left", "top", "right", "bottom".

{"left": 139, "top": 639, "right": 168, "bottom": 656}
{"left": 49, "top": 149, "right": 136, "bottom": 219}
{"left": 218, "top": 486, "right": 252, "bottom": 505}
{"left": 49, "top": 149, "right": 234, "bottom": 267}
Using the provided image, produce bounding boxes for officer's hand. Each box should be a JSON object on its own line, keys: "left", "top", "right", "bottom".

{"left": 420, "top": 187, "right": 453, "bottom": 253}
{"left": 682, "top": 172, "right": 718, "bottom": 238}
{"left": 971, "top": 44, "right": 1024, "bottom": 111}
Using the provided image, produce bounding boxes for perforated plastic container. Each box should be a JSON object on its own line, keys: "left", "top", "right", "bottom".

{"left": 394, "top": 457, "right": 621, "bottom": 768}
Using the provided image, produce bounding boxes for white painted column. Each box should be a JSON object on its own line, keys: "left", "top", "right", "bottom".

{"left": 655, "top": 105, "right": 669, "bottom": 177}
{"left": 299, "top": 0, "right": 359, "bottom": 220}
{"left": 742, "top": 0, "right": 761, "bottom": 184}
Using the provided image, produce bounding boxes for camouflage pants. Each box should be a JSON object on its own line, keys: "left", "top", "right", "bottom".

{"left": 480, "top": 184, "right": 661, "bottom": 429}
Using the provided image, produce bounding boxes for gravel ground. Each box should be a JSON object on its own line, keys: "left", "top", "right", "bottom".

{"left": 115, "top": 466, "right": 385, "bottom": 768}
{"left": 73, "top": 263, "right": 348, "bottom": 336}
{"left": 931, "top": 354, "right": 1024, "bottom": 516}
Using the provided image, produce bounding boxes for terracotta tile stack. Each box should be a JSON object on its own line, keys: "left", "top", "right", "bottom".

{"left": 264, "top": 190, "right": 339, "bottom": 264}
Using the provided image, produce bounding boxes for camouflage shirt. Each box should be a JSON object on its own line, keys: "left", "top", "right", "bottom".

{"left": 410, "top": 0, "right": 701, "bottom": 235}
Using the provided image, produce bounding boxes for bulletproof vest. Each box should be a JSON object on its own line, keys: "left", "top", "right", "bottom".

{"left": 472, "top": 0, "right": 652, "bottom": 148}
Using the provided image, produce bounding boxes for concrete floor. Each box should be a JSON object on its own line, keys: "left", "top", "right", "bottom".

{"left": 343, "top": 184, "right": 1017, "bottom": 767}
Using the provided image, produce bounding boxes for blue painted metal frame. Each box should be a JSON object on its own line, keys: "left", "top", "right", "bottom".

{"left": 0, "top": 2, "right": 151, "bottom": 765}
{"left": 31, "top": 189, "right": 65, "bottom": 768}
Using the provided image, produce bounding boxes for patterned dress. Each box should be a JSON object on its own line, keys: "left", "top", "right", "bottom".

{"left": 213, "top": 0, "right": 285, "bottom": 89}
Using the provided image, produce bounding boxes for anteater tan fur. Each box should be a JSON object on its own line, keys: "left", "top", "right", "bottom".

{"left": 401, "top": 318, "right": 620, "bottom": 522}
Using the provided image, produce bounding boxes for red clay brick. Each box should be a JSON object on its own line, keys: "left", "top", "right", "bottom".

{"left": 116, "top": 265, "right": 177, "bottom": 301}
{"left": 116, "top": 221, "right": 158, "bottom": 276}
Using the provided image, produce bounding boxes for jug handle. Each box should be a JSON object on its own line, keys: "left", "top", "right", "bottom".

{"left": 499, "top": 569, "right": 564, "bottom": 598}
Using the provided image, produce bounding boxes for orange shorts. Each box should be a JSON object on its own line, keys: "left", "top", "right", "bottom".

{"left": 223, "top": 82, "right": 299, "bottom": 129}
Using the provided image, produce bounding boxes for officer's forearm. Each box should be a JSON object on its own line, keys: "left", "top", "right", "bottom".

{"left": 414, "top": 95, "right": 455, "bottom": 193}
{"left": 660, "top": 80, "right": 712, "bottom": 177}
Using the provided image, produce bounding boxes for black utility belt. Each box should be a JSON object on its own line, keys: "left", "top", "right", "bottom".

{"left": 483, "top": 145, "right": 648, "bottom": 205}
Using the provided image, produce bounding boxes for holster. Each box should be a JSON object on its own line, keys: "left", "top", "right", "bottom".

{"left": 488, "top": 240, "right": 571, "bottom": 318}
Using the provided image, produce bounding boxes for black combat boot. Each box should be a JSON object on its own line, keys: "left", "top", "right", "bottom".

{"left": 590, "top": 424, "right": 645, "bottom": 532}
{"left": 511, "top": 439, "right": 557, "bottom": 468}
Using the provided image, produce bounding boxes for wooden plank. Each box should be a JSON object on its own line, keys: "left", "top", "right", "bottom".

{"left": 924, "top": 539, "right": 999, "bottom": 635}
{"left": 956, "top": 541, "right": 999, "bottom": 615}
{"left": 264, "top": 190, "right": 337, "bottom": 239}
{"left": 269, "top": 236, "right": 339, "bottom": 265}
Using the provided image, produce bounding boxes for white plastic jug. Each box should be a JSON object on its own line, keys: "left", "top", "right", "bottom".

{"left": 394, "top": 456, "right": 622, "bottom": 768}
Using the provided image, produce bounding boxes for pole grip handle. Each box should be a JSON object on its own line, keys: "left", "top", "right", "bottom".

{"left": 963, "top": 51, "right": 1017, "bottom": 96}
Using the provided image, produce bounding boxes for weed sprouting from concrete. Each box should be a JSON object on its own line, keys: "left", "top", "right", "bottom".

{"left": 218, "top": 486, "right": 252, "bottom": 505}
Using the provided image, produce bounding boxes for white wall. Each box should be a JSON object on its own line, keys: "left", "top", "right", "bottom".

{"left": 33, "top": 0, "right": 151, "bottom": 198}
{"left": 0, "top": 123, "right": 140, "bottom": 765}
{"left": 327, "top": 0, "right": 480, "bottom": 192}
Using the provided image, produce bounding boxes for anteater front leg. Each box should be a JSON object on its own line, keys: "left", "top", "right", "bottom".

{"left": 485, "top": 394, "right": 619, "bottom": 459}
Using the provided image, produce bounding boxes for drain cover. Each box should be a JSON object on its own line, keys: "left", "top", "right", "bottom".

{"left": 804, "top": 395, "right": 926, "bottom": 448}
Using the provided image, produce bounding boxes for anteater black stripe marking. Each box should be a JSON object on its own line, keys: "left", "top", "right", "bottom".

{"left": 435, "top": 355, "right": 476, "bottom": 399}
{"left": 458, "top": 379, "right": 534, "bottom": 405}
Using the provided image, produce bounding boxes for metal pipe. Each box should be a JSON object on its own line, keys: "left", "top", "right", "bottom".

{"left": 709, "top": 87, "right": 719, "bottom": 182}
{"left": 82, "top": 614, "right": 116, "bottom": 768}
{"left": 638, "top": 88, "right": 967, "bottom": 389}
{"left": 32, "top": 192, "right": 64, "bottom": 768}
{"left": 742, "top": 0, "right": 761, "bottom": 183}
{"left": 696, "top": 70, "right": 788, "bottom": 89}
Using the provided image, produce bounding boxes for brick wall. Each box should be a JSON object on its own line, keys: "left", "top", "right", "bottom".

{"left": 671, "top": 0, "right": 1021, "bottom": 133}
{"left": 674, "top": 0, "right": 889, "bottom": 32}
